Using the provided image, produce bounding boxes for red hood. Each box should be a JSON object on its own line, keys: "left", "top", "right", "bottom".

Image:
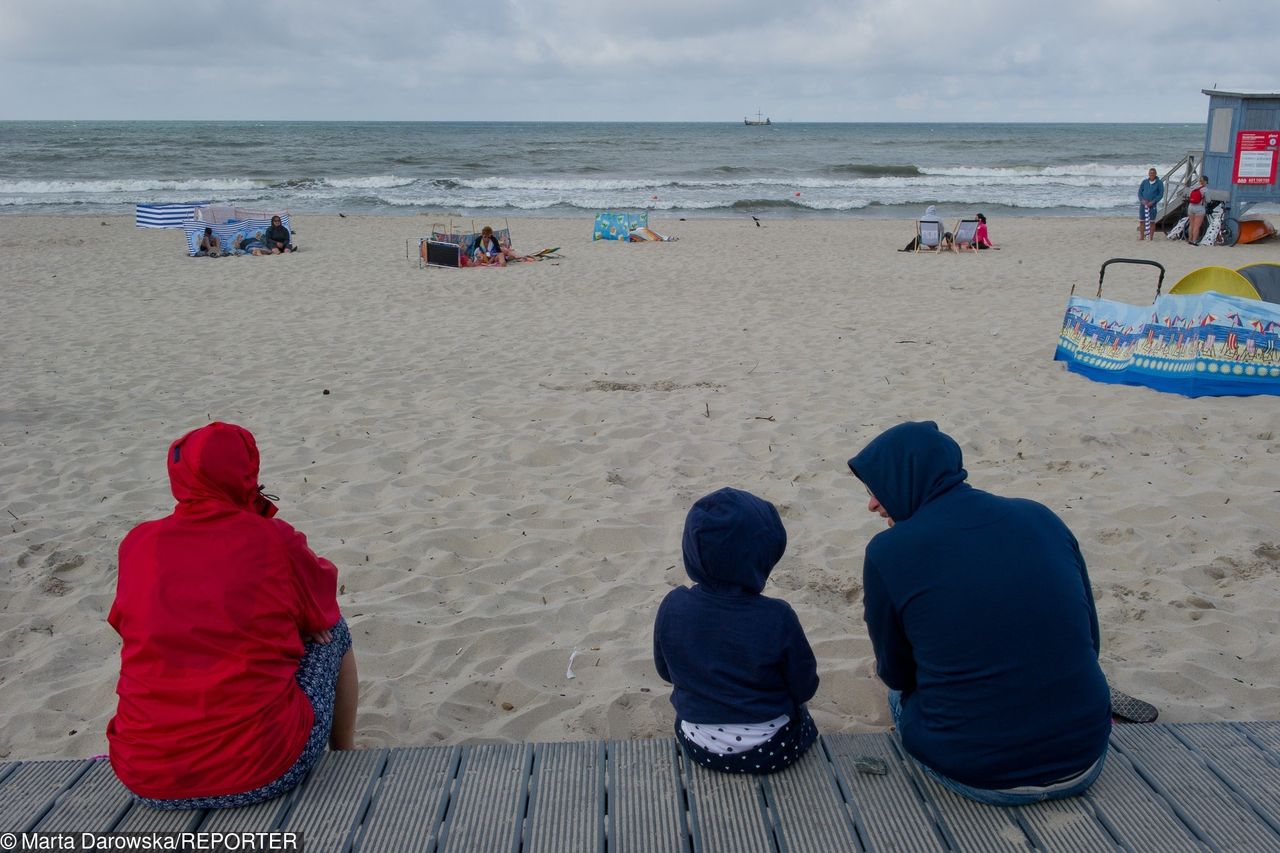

{"left": 167, "top": 422, "right": 275, "bottom": 517}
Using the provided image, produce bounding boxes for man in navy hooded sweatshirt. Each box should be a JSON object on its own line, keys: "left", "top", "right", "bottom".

{"left": 654, "top": 487, "right": 819, "bottom": 774}
{"left": 848, "top": 422, "right": 1110, "bottom": 805}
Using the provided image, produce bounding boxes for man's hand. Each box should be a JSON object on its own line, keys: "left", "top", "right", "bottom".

{"left": 305, "top": 629, "right": 333, "bottom": 645}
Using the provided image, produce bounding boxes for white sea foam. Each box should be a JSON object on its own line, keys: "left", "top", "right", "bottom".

{"left": 921, "top": 163, "right": 1155, "bottom": 179}
{"left": 0, "top": 178, "right": 260, "bottom": 194}
{"left": 323, "top": 176, "right": 416, "bottom": 189}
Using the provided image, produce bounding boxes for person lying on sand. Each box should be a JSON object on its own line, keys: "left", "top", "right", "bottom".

{"left": 629, "top": 226, "right": 678, "bottom": 242}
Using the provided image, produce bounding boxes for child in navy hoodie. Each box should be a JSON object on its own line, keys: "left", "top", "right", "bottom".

{"left": 654, "top": 487, "right": 819, "bottom": 774}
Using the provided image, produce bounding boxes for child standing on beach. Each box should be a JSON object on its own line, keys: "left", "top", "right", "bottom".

{"left": 654, "top": 487, "right": 819, "bottom": 774}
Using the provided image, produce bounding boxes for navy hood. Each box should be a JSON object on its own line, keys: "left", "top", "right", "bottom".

{"left": 847, "top": 421, "right": 968, "bottom": 523}
{"left": 682, "top": 487, "right": 786, "bottom": 594}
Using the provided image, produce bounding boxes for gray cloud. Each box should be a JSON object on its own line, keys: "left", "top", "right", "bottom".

{"left": 0, "top": 0, "right": 1274, "bottom": 120}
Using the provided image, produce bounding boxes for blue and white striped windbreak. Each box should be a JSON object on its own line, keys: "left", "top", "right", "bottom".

{"left": 180, "top": 205, "right": 291, "bottom": 255}
{"left": 135, "top": 202, "right": 209, "bottom": 228}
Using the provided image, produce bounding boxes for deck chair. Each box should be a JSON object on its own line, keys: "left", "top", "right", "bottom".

{"left": 952, "top": 219, "right": 979, "bottom": 252}
{"left": 915, "top": 219, "right": 945, "bottom": 253}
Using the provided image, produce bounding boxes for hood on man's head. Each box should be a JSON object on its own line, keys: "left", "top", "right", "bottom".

{"left": 847, "top": 421, "right": 967, "bottom": 524}
{"left": 167, "top": 422, "right": 269, "bottom": 513}
{"left": 682, "top": 487, "right": 786, "bottom": 594}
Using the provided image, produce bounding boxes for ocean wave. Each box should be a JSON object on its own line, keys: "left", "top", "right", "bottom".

{"left": 456, "top": 176, "right": 663, "bottom": 191}
{"left": 921, "top": 163, "right": 1157, "bottom": 179}
{"left": 324, "top": 175, "right": 416, "bottom": 189}
{"left": 826, "top": 164, "right": 922, "bottom": 177}
{"left": 0, "top": 177, "right": 260, "bottom": 194}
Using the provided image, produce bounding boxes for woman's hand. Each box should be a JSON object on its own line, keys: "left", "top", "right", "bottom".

{"left": 305, "top": 629, "right": 333, "bottom": 644}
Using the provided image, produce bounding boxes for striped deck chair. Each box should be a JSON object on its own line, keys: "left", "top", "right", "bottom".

{"left": 952, "top": 219, "right": 979, "bottom": 252}
{"left": 915, "top": 219, "right": 945, "bottom": 253}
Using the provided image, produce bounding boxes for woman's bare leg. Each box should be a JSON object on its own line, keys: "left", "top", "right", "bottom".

{"left": 330, "top": 648, "right": 358, "bottom": 750}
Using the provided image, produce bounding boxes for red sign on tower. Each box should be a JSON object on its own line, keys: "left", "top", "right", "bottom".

{"left": 1233, "top": 131, "right": 1280, "bottom": 185}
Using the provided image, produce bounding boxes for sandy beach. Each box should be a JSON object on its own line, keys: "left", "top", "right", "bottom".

{"left": 1, "top": 212, "right": 1278, "bottom": 761}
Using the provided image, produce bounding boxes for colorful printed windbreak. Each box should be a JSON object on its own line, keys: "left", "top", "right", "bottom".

{"left": 592, "top": 211, "right": 649, "bottom": 241}
{"left": 1055, "top": 292, "right": 1280, "bottom": 397}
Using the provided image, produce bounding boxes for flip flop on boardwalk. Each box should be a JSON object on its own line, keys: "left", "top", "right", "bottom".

{"left": 1110, "top": 687, "right": 1159, "bottom": 723}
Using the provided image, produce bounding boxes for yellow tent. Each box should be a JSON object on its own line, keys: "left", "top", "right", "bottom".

{"left": 1168, "top": 266, "right": 1261, "bottom": 299}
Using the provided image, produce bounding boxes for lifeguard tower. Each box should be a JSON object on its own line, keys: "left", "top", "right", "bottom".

{"left": 1198, "top": 89, "right": 1280, "bottom": 245}
{"left": 1152, "top": 90, "right": 1280, "bottom": 244}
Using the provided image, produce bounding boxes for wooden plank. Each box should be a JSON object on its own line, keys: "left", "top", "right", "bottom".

{"left": 113, "top": 802, "right": 205, "bottom": 833}
{"left": 1111, "top": 723, "right": 1279, "bottom": 850}
{"left": 352, "top": 745, "right": 458, "bottom": 853}
{"left": 523, "top": 741, "right": 605, "bottom": 853}
{"left": 762, "top": 741, "right": 863, "bottom": 853}
{"left": 902, "top": 763, "right": 1033, "bottom": 851}
{"left": 1171, "top": 723, "right": 1280, "bottom": 834}
{"left": 608, "top": 738, "right": 689, "bottom": 853}
{"left": 0, "top": 760, "right": 88, "bottom": 831}
{"left": 436, "top": 743, "right": 529, "bottom": 853}
{"left": 1014, "top": 793, "right": 1117, "bottom": 852}
{"left": 32, "top": 760, "right": 132, "bottom": 832}
{"left": 680, "top": 748, "right": 773, "bottom": 853}
{"left": 278, "top": 749, "right": 386, "bottom": 853}
{"left": 196, "top": 785, "right": 294, "bottom": 833}
{"left": 1078, "top": 742, "right": 1200, "bottom": 852}
{"left": 1238, "top": 720, "right": 1280, "bottom": 756}
{"left": 824, "top": 733, "right": 948, "bottom": 852}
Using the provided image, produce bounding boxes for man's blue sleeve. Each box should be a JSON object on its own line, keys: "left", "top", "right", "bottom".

{"left": 863, "top": 555, "right": 916, "bottom": 691}
{"left": 1069, "top": 532, "right": 1102, "bottom": 655}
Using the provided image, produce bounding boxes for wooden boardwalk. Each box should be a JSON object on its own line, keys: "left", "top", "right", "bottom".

{"left": 3, "top": 722, "right": 1279, "bottom": 851}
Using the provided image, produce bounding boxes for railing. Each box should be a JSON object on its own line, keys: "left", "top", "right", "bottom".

{"left": 1156, "top": 151, "right": 1200, "bottom": 227}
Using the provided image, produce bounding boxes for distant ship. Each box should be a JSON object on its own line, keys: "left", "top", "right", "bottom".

{"left": 744, "top": 111, "right": 771, "bottom": 126}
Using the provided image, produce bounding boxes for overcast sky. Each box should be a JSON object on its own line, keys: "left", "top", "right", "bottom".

{"left": 1, "top": 0, "right": 1274, "bottom": 122}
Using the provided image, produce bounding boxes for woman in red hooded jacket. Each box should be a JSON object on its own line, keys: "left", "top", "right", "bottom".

{"left": 107, "top": 422, "right": 358, "bottom": 808}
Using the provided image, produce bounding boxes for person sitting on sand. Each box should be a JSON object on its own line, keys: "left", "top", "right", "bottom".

{"left": 654, "top": 487, "right": 819, "bottom": 775}
{"left": 973, "top": 213, "right": 999, "bottom": 249}
{"left": 198, "top": 227, "right": 222, "bottom": 257}
{"left": 472, "top": 225, "right": 524, "bottom": 266}
{"left": 847, "top": 421, "right": 1110, "bottom": 805}
{"left": 107, "top": 422, "right": 358, "bottom": 809}
{"left": 266, "top": 216, "right": 295, "bottom": 254}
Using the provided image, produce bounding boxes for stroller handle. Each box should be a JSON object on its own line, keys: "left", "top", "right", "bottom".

{"left": 1097, "top": 258, "right": 1167, "bottom": 301}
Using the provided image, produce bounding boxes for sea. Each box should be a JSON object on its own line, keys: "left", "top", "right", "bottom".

{"left": 0, "top": 121, "right": 1210, "bottom": 219}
